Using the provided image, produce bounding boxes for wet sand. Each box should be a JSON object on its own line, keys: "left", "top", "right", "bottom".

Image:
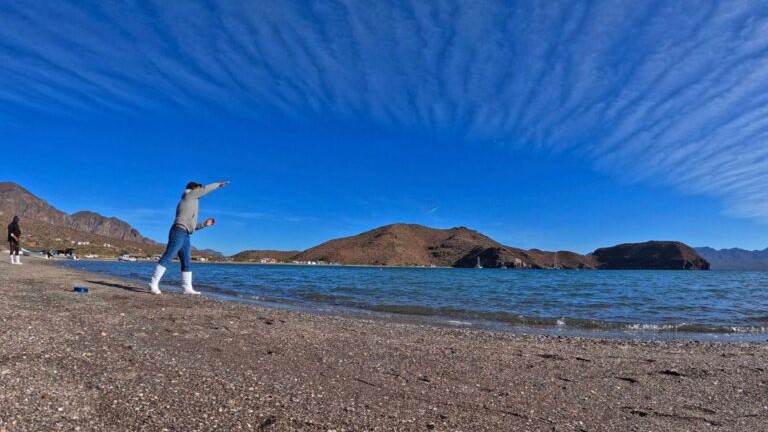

{"left": 0, "top": 260, "right": 766, "bottom": 431}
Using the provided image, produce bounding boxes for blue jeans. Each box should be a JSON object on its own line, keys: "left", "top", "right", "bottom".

{"left": 158, "top": 225, "right": 191, "bottom": 271}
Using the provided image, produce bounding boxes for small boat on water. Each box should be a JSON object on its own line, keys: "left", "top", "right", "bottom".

{"left": 118, "top": 254, "right": 137, "bottom": 262}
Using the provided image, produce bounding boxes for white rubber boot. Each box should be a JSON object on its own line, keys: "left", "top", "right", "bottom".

{"left": 148, "top": 265, "right": 166, "bottom": 294}
{"left": 9, "top": 255, "right": 15, "bottom": 265}
{"left": 14, "top": 255, "right": 21, "bottom": 265}
{"left": 181, "top": 272, "right": 200, "bottom": 295}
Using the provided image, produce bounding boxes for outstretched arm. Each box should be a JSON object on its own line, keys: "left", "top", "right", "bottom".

{"left": 188, "top": 181, "right": 229, "bottom": 199}
{"left": 195, "top": 218, "right": 216, "bottom": 231}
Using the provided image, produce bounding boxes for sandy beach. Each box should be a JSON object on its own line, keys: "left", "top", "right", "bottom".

{"left": 0, "top": 260, "right": 766, "bottom": 431}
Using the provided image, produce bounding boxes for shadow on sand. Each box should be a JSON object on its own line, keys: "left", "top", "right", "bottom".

{"left": 86, "top": 279, "right": 148, "bottom": 294}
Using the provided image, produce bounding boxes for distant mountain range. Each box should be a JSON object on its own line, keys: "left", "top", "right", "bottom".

{"left": 695, "top": 247, "right": 768, "bottom": 270}
{"left": 1, "top": 182, "right": 153, "bottom": 243}
{"left": 5, "top": 181, "right": 747, "bottom": 269}
{"left": 0, "top": 182, "right": 227, "bottom": 257}
{"left": 0, "top": 182, "right": 163, "bottom": 255}
{"left": 235, "top": 223, "right": 710, "bottom": 270}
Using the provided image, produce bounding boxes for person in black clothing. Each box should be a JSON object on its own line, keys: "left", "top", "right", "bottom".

{"left": 7, "top": 216, "right": 22, "bottom": 265}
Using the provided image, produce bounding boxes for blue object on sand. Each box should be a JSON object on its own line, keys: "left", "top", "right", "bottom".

{"left": 73, "top": 286, "right": 89, "bottom": 295}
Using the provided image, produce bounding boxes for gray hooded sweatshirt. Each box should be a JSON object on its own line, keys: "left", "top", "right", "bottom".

{"left": 174, "top": 183, "right": 222, "bottom": 234}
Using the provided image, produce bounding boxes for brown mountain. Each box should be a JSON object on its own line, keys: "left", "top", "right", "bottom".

{"left": 522, "top": 249, "right": 598, "bottom": 270}
{"left": 592, "top": 241, "right": 710, "bottom": 270}
{"left": 231, "top": 250, "right": 302, "bottom": 262}
{"left": 0, "top": 182, "right": 69, "bottom": 225}
{"left": 69, "top": 211, "right": 146, "bottom": 242}
{"left": 0, "top": 181, "right": 171, "bottom": 256}
{"left": 291, "top": 224, "right": 596, "bottom": 268}
{"left": 293, "top": 224, "right": 499, "bottom": 266}
{"left": 196, "top": 248, "right": 225, "bottom": 258}
{"left": 0, "top": 182, "right": 154, "bottom": 245}
{"left": 247, "top": 224, "right": 707, "bottom": 270}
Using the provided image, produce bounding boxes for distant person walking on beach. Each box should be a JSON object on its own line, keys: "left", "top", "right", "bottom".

{"left": 7, "top": 216, "right": 22, "bottom": 265}
{"left": 148, "top": 181, "right": 229, "bottom": 295}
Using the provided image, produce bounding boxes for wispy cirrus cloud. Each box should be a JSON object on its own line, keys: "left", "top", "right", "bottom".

{"left": 3, "top": 1, "right": 768, "bottom": 218}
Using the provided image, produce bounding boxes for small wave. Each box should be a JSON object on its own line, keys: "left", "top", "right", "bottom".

{"left": 624, "top": 323, "right": 768, "bottom": 334}
{"left": 446, "top": 320, "right": 473, "bottom": 326}
{"left": 367, "top": 304, "right": 768, "bottom": 334}
{"left": 295, "top": 291, "right": 357, "bottom": 305}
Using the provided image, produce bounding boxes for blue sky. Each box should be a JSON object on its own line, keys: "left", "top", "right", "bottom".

{"left": 3, "top": 0, "right": 768, "bottom": 255}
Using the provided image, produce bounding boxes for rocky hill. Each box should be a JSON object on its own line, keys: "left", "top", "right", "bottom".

{"left": 0, "top": 182, "right": 70, "bottom": 225}
{"left": 196, "top": 248, "right": 225, "bottom": 258}
{"left": 293, "top": 224, "right": 505, "bottom": 267}
{"left": 593, "top": 241, "right": 710, "bottom": 270}
{"left": 0, "top": 182, "right": 167, "bottom": 256}
{"left": 68, "top": 211, "right": 146, "bottom": 242}
{"left": 231, "top": 250, "right": 302, "bottom": 262}
{"left": 285, "top": 224, "right": 595, "bottom": 269}
{"left": 243, "top": 224, "right": 707, "bottom": 270}
{"left": 695, "top": 247, "right": 768, "bottom": 270}
{"left": 1, "top": 182, "right": 155, "bottom": 244}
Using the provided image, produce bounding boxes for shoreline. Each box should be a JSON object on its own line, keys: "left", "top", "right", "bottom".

{"left": 23, "top": 254, "right": 453, "bottom": 268}
{"left": 54, "top": 259, "right": 768, "bottom": 343}
{"left": 1, "top": 260, "right": 766, "bottom": 430}
{"left": 35, "top": 253, "right": 768, "bottom": 272}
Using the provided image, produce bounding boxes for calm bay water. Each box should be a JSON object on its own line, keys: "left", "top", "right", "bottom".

{"left": 58, "top": 261, "right": 768, "bottom": 340}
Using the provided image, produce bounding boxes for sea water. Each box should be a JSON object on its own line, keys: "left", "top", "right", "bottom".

{"left": 57, "top": 261, "right": 768, "bottom": 341}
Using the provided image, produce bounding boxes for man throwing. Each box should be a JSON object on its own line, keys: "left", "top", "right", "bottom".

{"left": 149, "top": 181, "right": 228, "bottom": 294}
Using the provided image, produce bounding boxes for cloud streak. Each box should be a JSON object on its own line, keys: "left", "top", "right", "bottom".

{"left": 3, "top": 1, "right": 768, "bottom": 218}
